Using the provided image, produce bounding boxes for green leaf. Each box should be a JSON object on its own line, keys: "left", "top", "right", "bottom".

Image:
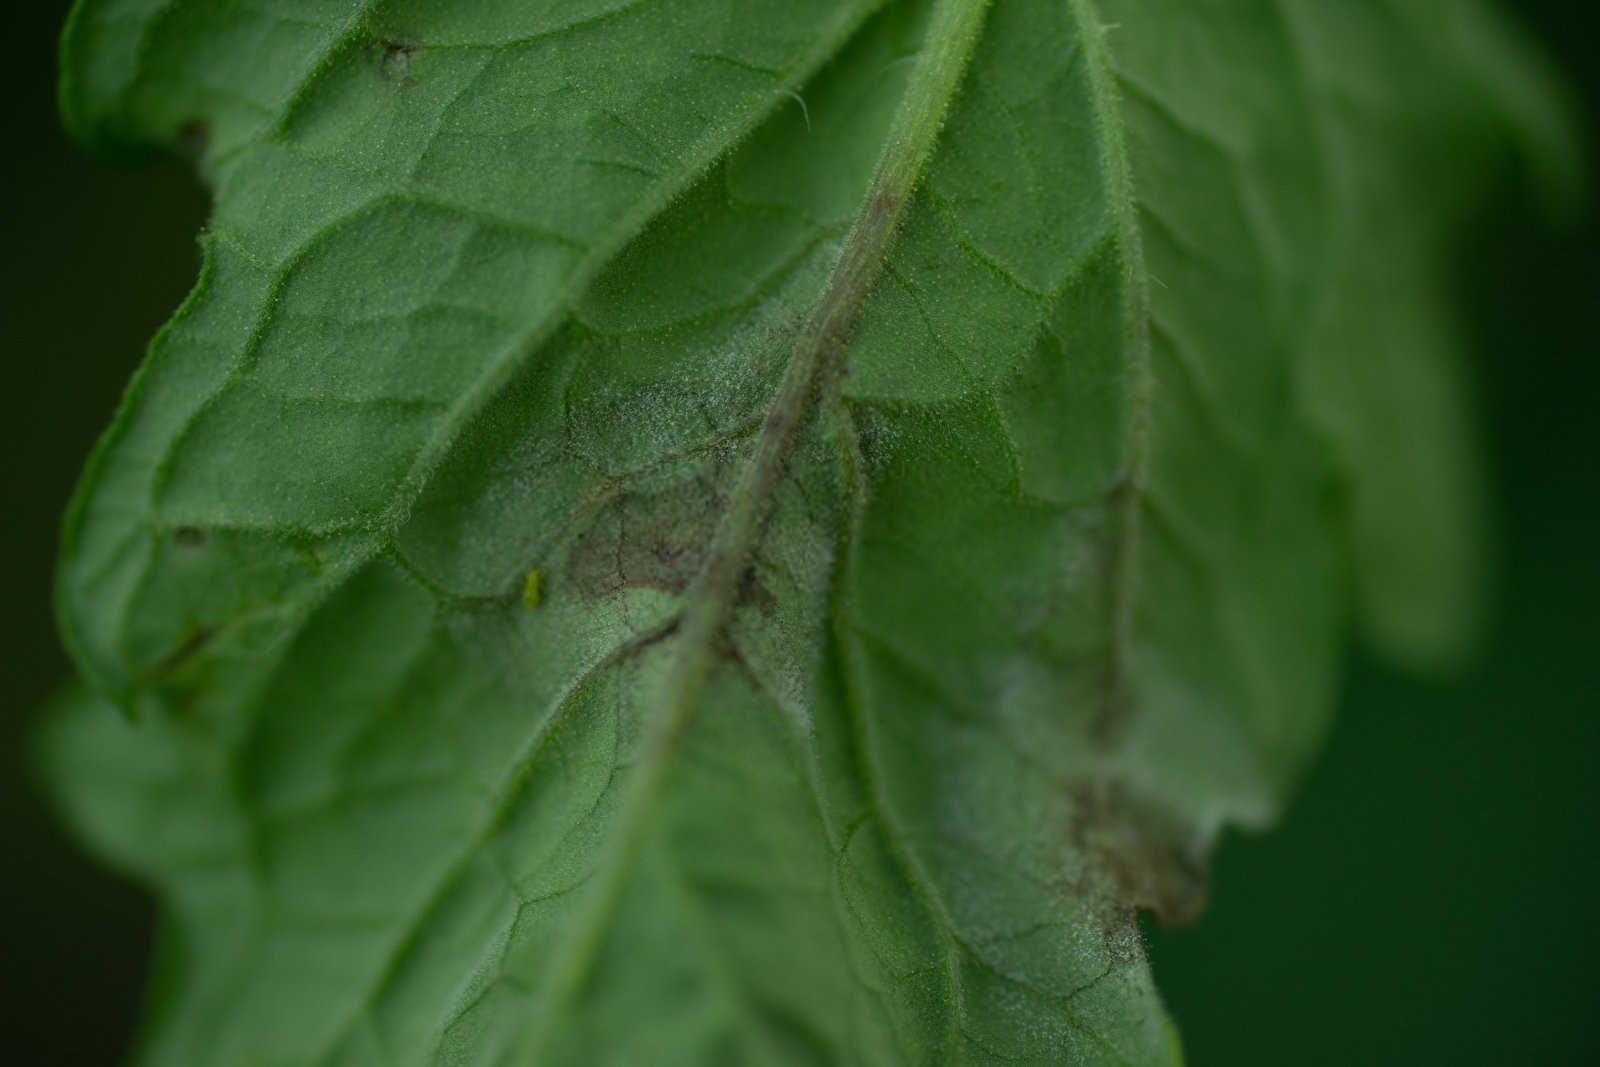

{"left": 44, "top": 0, "right": 1569, "bottom": 1062}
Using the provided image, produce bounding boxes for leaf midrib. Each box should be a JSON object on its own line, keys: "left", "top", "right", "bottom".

{"left": 510, "top": 0, "right": 998, "bottom": 1057}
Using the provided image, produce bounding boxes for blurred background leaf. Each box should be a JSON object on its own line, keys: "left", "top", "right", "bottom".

{"left": 1, "top": 1, "right": 1593, "bottom": 1063}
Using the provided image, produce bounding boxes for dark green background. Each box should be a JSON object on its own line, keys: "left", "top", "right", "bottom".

{"left": 2, "top": 3, "right": 1593, "bottom": 1063}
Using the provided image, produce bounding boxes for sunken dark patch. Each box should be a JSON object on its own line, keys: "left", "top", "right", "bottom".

{"left": 172, "top": 525, "right": 206, "bottom": 551}
{"left": 565, "top": 475, "right": 724, "bottom": 599}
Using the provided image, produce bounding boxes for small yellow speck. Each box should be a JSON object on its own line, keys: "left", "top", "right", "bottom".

{"left": 522, "top": 569, "right": 542, "bottom": 609}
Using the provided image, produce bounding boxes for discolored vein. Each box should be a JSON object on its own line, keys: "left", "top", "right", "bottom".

{"left": 1070, "top": 0, "right": 1152, "bottom": 743}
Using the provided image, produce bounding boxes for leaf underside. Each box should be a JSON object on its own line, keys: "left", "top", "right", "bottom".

{"left": 44, "top": 0, "right": 1566, "bottom": 1063}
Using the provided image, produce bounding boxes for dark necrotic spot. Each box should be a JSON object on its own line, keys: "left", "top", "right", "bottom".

{"left": 374, "top": 37, "right": 422, "bottom": 83}
{"left": 565, "top": 476, "right": 721, "bottom": 600}
{"left": 1071, "top": 783, "right": 1212, "bottom": 927}
{"left": 736, "top": 563, "right": 775, "bottom": 613}
{"left": 173, "top": 525, "right": 206, "bottom": 551}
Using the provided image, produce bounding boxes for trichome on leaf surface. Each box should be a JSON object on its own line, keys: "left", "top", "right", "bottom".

{"left": 42, "top": 0, "right": 1572, "bottom": 1063}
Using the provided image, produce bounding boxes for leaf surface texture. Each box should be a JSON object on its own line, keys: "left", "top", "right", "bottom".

{"left": 45, "top": 0, "right": 1567, "bottom": 1062}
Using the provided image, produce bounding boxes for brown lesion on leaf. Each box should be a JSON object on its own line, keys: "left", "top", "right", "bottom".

{"left": 372, "top": 35, "right": 423, "bottom": 86}
{"left": 1090, "top": 474, "right": 1140, "bottom": 746}
{"left": 1070, "top": 781, "right": 1212, "bottom": 927}
{"left": 866, "top": 188, "right": 899, "bottom": 228}
{"left": 564, "top": 474, "right": 723, "bottom": 599}
{"left": 172, "top": 525, "right": 206, "bottom": 551}
{"left": 735, "top": 562, "right": 776, "bottom": 613}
